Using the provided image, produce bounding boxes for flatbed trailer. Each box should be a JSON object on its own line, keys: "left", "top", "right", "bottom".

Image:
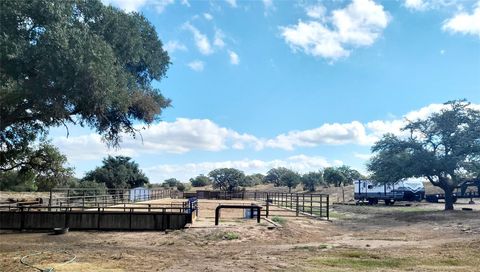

{"left": 354, "top": 180, "right": 425, "bottom": 205}
{"left": 425, "top": 179, "right": 479, "bottom": 203}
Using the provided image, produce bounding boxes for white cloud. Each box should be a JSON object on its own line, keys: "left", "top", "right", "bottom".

{"left": 440, "top": 49, "right": 445, "bottom": 54}
{"left": 101, "top": 0, "right": 148, "bottom": 12}
{"left": 53, "top": 134, "right": 137, "bottom": 161}
{"left": 225, "top": 0, "right": 237, "bottom": 8}
{"left": 52, "top": 103, "right": 480, "bottom": 169}
{"left": 403, "top": 0, "right": 461, "bottom": 12}
{"left": 143, "top": 154, "right": 338, "bottom": 181}
{"left": 280, "top": 0, "right": 389, "bottom": 61}
{"left": 404, "top": 0, "right": 427, "bottom": 11}
{"left": 204, "top": 13, "right": 213, "bottom": 20}
{"left": 181, "top": 0, "right": 190, "bottom": 7}
{"left": 213, "top": 29, "right": 226, "bottom": 48}
{"left": 151, "top": 0, "right": 175, "bottom": 13}
{"left": 54, "top": 118, "right": 262, "bottom": 162}
{"left": 187, "top": 60, "right": 205, "bottom": 71}
{"left": 228, "top": 50, "right": 240, "bottom": 65}
{"left": 306, "top": 4, "right": 326, "bottom": 19}
{"left": 442, "top": 2, "right": 480, "bottom": 37}
{"left": 265, "top": 121, "right": 375, "bottom": 150}
{"left": 163, "top": 40, "right": 187, "bottom": 53}
{"left": 101, "top": 0, "right": 174, "bottom": 13}
{"left": 184, "top": 22, "right": 214, "bottom": 55}
{"left": 354, "top": 153, "right": 373, "bottom": 160}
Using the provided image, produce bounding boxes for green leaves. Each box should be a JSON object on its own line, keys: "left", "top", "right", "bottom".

{"left": 1, "top": 0, "right": 171, "bottom": 172}
{"left": 302, "top": 171, "right": 323, "bottom": 192}
{"left": 209, "top": 168, "right": 245, "bottom": 193}
{"left": 368, "top": 100, "right": 480, "bottom": 209}
{"left": 83, "top": 156, "right": 148, "bottom": 189}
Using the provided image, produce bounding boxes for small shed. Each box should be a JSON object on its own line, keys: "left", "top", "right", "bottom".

{"left": 129, "top": 187, "right": 150, "bottom": 202}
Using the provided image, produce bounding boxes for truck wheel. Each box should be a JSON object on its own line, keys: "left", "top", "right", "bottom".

{"left": 368, "top": 199, "right": 378, "bottom": 205}
{"left": 384, "top": 199, "right": 395, "bottom": 206}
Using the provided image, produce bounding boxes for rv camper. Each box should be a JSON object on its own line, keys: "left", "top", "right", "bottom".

{"left": 354, "top": 179, "right": 425, "bottom": 205}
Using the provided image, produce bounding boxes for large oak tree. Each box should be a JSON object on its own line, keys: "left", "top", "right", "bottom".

{"left": 1, "top": 0, "right": 170, "bottom": 172}
{"left": 368, "top": 100, "right": 480, "bottom": 210}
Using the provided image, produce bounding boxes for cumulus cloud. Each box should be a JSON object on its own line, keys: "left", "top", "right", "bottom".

{"left": 187, "top": 60, "right": 204, "bottom": 71}
{"left": 54, "top": 118, "right": 262, "bottom": 162}
{"left": 280, "top": 0, "right": 389, "bottom": 61}
{"left": 53, "top": 134, "right": 137, "bottom": 161}
{"left": 143, "top": 154, "right": 340, "bottom": 181}
{"left": 404, "top": 0, "right": 428, "bottom": 10}
{"left": 184, "top": 22, "right": 213, "bottom": 55}
{"left": 266, "top": 121, "right": 374, "bottom": 150}
{"left": 305, "top": 4, "right": 326, "bottom": 19}
{"left": 102, "top": 0, "right": 174, "bottom": 13}
{"left": 101, "top": 0, "right": 147, "bottom": 12}
{"left": 52, "top": 103, "right": 480, "bottom": 165}
{"left": 442, "top": 2, "right": 480, "bottom": 37}
{"left": 228, "top": 50, "right": 240, "bottom": 65}
{"left": 163, "top": 40, "right": 187, "bottom": 53}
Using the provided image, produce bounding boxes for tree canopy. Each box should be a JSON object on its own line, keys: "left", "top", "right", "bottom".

{"left": 1, "top": 0, "right": 170, "bottom": 172}
{"left": 368, "top": 100, "right": 480, "bottom": 210}
{"left": 302, "top": 171, "right": 324, "bottom": 192}
{"left": 83, "top": 156, "right": 148, "bottom": 189}
{"left": 162, "top": 178, "right": 181, "bottom": 188}
{"left": 189, "top": 174, "right": 211, "bottom": 187}
{"left": 241, "top": 173, "right": 264, "bottom": 187}
{"left": 336, "top": 165, "right": 363, "bottom": 185}
{"left": 264, "top": 167, "right": 290, "bottom": 187}
{"left": 0, "top": 141, "right": 73, "bottom": 191}
{"left": 323, "top": 167, "right": 347, "bottom": 187}
{"left": 208, "top": 168, "right": 245, "bottom": 192}
{"left": 281, "top": 170, "right": 301, "bottom": 192}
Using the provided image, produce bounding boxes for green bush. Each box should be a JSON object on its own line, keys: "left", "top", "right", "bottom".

{"left": 271, "top": 216, "right": 286, "bottom": 225}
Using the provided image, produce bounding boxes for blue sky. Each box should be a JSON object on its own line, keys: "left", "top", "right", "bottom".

{"left": 50, "top": 0, "right": 480, "bottom": 182}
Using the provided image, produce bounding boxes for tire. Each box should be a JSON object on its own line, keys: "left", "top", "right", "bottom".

{"left": 384, "top": 199, "right": 395, "bottom": 206}
{"left": 368, "top": 198, "right": 378, "bottom": 205}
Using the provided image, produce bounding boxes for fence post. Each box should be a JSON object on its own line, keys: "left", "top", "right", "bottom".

{"left": 66, "top": 189, "right": 70, "bottom": 206}
{"left": 20, "top": 207, "right": 25, "bottom": 230}
{"left": 82, "top": 191, "right": 85, "bottom": 209}
{"left": 266, "top": 193, "right": 270, "bottom": 218}
{"left": 310, "top": 194, "right": 313, "bottom": 215}
{"left": 327, "top": 195, "right": 330, "bottom": 220}
{"left": 302, "top": 194, "right": 305, "bottom": 212}
{"left": 48, "top": 189, "right": 52, "bottom": 211}
{"left": 296, "top": 194, "right": 299, "bottom": 216}
{"left": 320, "top": 195, "right": 323, "bottom": 218}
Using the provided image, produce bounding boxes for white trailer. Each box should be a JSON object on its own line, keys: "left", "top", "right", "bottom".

{"left": 354, "top": 179, "right": 425, "bottom": 205}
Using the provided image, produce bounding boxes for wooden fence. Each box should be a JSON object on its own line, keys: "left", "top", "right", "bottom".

{"left": 0, "top": 199, "right": 198, "bottom": 231}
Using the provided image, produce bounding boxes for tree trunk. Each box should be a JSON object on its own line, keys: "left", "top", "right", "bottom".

{"left": 288, "top": 187, "right": 291, "bottom": 193}
{"left": 443, "top": 187, "right": 455, "bottom": 210}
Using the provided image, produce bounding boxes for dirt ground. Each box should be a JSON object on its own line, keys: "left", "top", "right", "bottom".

{"left": 1, "top": 198, "right": 480, "bottom": 272}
